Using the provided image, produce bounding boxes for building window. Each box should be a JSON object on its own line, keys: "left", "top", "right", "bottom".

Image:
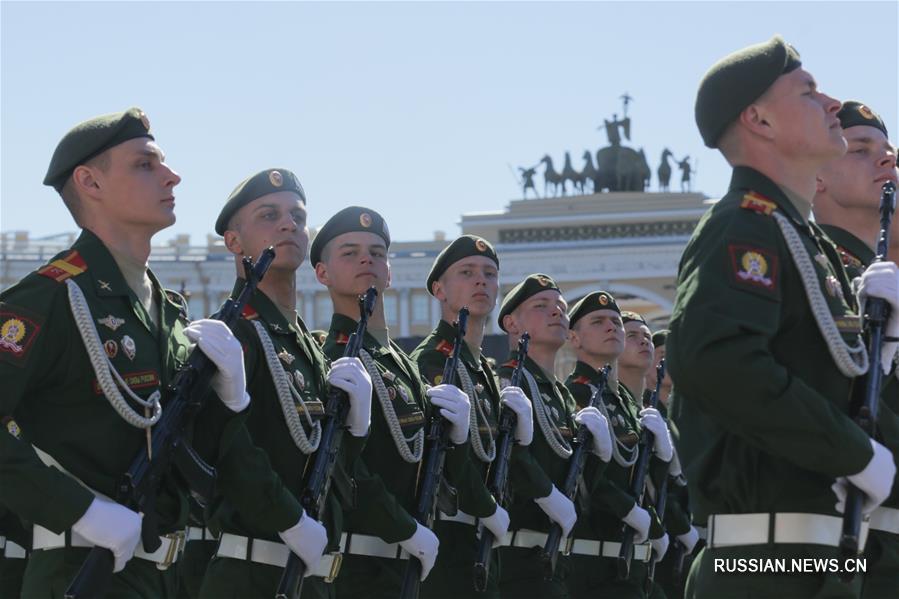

{"left": 412, "top": 293, "right": 429, "bottom": 324}
{"left": 383, "top": 293, "right": 398, "bottom": 326}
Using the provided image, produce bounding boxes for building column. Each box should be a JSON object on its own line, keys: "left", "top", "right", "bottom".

{"left": 399, "top": 288, "right": 410, "bottom": 337}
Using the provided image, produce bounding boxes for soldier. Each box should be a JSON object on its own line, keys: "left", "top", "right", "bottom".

{"left": 411, "top": 234, "right": 534, "bottom": 599}
{"left": 645, "top": 331, "right": 673, "bottom": 407}
{"left": 0, "top": 108, "right": 249, "bottom": 596}
{"left": 563, "top": 293, "right": 672, "bottom": 599}
{"left": 668, "top": 37, "right": 898, "bottom": 598}
{"left": 312, "top": 206, "right": 472, "bottom": 598}
{"left": 617, "top": 311, "right": 655, "bottom": 400}
{"left": 495, "top": 274, "right": 611, "bottom": 598}
{"left": 817, "top": 103, "right": 899, "bottom": 599}
{"left": 814, "top": 101, "right": 899, "bottom": 279}
{"left": 195, "top": 169, "right": 375, "bottom": 598}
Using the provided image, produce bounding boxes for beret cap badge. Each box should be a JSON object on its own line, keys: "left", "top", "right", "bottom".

{"left": 138, "top": 110, "right": 150, "bottom": 131}
{"left": 858, "top": 105, "right": 876, "bottom": 120}
{"left": 360, "top": 213, "right": 373, "bottom": 228}
{"left": 599, "top": 294, "right": 609, "bottom": 305}
{"left": 269, "top": 170, "right": 283, "bottom": 187}
{"left": 475, "top": 238, "right": 488, "bottom": 252}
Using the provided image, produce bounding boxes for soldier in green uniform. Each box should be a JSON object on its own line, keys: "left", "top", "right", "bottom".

{"left": 563, "top": 293, "right": 673, "bottom": 599}
{"left": 411, "top": 235, "right": 534, "bottom": 599}
{"left": 0, "top": 108, "right": 251, "bottom": 597}
{"left": 494, "top": 274, "right": 611, "bottom": 598}
{"left": 617, "top": 312, "right": 655, "bottom": 401}
{"left": 815, "top": 103, "right": 899, "bottom": 599}
{"left": 312, "top": 206, "right": 473, "bottom": 598}
{"left": 814, "top": 101, "right": 897, "bottom": 280}
{"left": 195, "top": 169, "right": 374, "bottom": 598}
{"left": 668, "top": 37, "right": 898, "bottom": 598}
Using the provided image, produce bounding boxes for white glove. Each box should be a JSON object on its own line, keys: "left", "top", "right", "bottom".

{"left": 857, "top": 261, "right": 899, "bottom": 374}
{"left": 480, "top": 504, "right": 511, "bottom": 548}
{"left": 650, "top": 533, "right": 669, "bottom": 564}
{"left": 574, "top": 406, "right": 613, "bottom": 462}
{"left": 427, "top": 384, "right": 471, "bottom": 445}
{"left": 534, "top": 485, "right": 577, "bottom": 538}
{"left": 71, "top": 497, "right": 142, "bottom": 573}
{"left": 676, "top": 526, "right": 700, "bottom": 555}
{"left": 185, "top": 319, "right": 249, "bottom": 412}
{"left": 622, "top": 503, "right": 651, "bottom": 544}
{"left": 399, "top": 523, "right": 439, "bottom": 581}
{"left": 832, "top": 439, "right": 897, "bottom": 515}
{"left": 278, "top": 511, "right": 328, "bottom": 576}
{"left": 500, "top": 386, "right": 533, "bottom": 446}
{"left": 639, "top": 408, "right": 674, "bottom": 462}
{"left": 327, "top": 357, "right": 372, "bottom": 437}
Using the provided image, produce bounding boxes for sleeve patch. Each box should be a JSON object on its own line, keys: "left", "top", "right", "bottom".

{"left": 0, "top": 308, "right": 43, "bottom": 366}
{"left": 727, "top": 244, "right": 779, "bottom": 293}
{"left": 740, "top": 192, "right": 777, "bottom": 216}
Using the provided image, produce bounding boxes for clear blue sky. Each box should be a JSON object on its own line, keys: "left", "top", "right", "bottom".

{"left": 2, "top": 1, "right": 897, "bottom": 243}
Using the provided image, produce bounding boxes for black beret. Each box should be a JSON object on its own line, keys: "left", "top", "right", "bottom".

{"left": 695, "top": 35, "right": 802, "bottom": 148}
{"left": 497, "top": 273, "right": 561, "bottom": 332}
{"left": 651, "top": 329, "right": 669, "bottom": 348}
{"left": 426, "top": 235, "right": 499, "bottom": 296}
{"left": 215, "top": 168, "right": 306, "bottom": 235}
{"left": 44, "top": 107, "right": 154, "bottom": 192}
{"left": 621, "top": 311, "right": 647, "bottom": 326}
{"left": 837, "top": 101, "right": 889, "bottom": 139}
{"left": 568, "top": 291, "right": 621, "bottom": 327}
{"left": 310, "top": 206, "right": 391, "bottom": 266}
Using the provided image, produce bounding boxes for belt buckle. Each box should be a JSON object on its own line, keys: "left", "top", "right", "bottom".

{"left": 323, "top": 552, "right": 343, "bottom": 583}
{"left": 157, "top": 530, "right": 186, "bottom": 571}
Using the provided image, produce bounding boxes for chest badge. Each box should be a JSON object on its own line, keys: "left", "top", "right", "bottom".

{"left": 293, "top": 370, "right": 305, "bottom": 391}
{"left": 475, "top": 382, "right": 485, "bottom": 394}
{"left": 481, "top": 397, "right": 492, "bottom": 416}
{"left": 104, "top": 339, "right": 118, "bottom": 359}
{"left": 278, "top": 349, "right": 295, "bottom": 366}
{"left": 825, "top": 276, "right": 845, "bottom": 302}
{"left": 121, "top": 335, "right": 137, "bottom": 361}
{"left": 98, "top": 315, "right": 125, "bottom": 332}
{"left": 814, "top": 253, "right": 829, "bottom": 268}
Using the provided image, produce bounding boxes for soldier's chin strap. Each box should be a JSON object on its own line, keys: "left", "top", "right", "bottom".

{"left": 66, "top": 279, "right": 162, "bottom": 429}
{"left": 772, "top": 212, "right": 869, "bottom": 377}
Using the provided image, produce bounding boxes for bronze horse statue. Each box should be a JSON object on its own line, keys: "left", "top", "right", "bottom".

{"left": 540, "top": 155, "right": 565, "bottom": 197}
{"left": 561, "top": 152, "right": 585, "bottom": 195}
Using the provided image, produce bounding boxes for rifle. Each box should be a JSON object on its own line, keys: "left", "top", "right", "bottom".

{"left": 399, "top": 307, "right": 469, "bottom": 599}
{"left": 839, "top": 180, "right": 896, "bottom": 579}
{"left": 540, "top": 364, "right": 612, "bottom": 580}
{"left": 617, "top": 358, "right": 666, "bottom": 581}
{"left": 472, "top": 333, "right": 530, "bottom": 592}
{"left": 275, "top": 287, "right": 377, "bottom": 599}
{"left": 644, "top": 457, "right": 671, "bottom": 593}
{"left": 65, "top": 248, "right": 276, "bottom": 599}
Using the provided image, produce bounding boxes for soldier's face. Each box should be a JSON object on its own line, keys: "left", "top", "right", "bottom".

{"left": 226, "top": 192, "right": 308, "bottom": 272}
{"left": 645, "top": 343, "right": 672, "bottom": 390}
{"left": 818, "top": 126, "right": 898, "bottom": 211}
{"left": 94, "top": 138, "right": 181, "bottom": 231}
{"left": 433, "top": 256, "right": 499, "bottom": 318}
{"left": 317, "top": 231, "right": 391, "bottom": 295}
{"left": 619, "top": 322, "right": 653, "bottom": 373}
{"left": 512, "top": 290, "right": 569, "bottom": 348}
{"left": 755, "top": 68, "right": 845, "bottom": 163}
{"left": 570, "top": 309, "right": 624, "bottom": 360}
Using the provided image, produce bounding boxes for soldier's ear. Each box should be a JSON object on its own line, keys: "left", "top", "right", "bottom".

{"left": 568, "top": 328, "right": 581, "bottom": 349}
{"left": 432, "top": 279, "right": 447, "bottom": 302}
{"left": 740, "top": 104, "right": 775, "bottom": 141}
{"left": 314, "top": 261, "right": 330, "bottom": 286}
{"left": 503, "top": 314, "right": 518, "bottom": 336}
{"left": 71, "top": 165, "right": 101, "bottom": 197}
{"left": 223, "top": 230, "right": 243, "bottom": 255}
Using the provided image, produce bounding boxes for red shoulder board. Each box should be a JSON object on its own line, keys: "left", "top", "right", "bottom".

{"left": 740, "top": 192, "right": 777, "bottom": 216}
{"left": 335, "top": 332, "right": 350, "bottom": 345}
{"left": 241, "top": 305, "right": 259, "bottom": 320}
{"left": 435, "top": 339, "right": 454, "bottom": 356}
{"left": 501, "top": 359, "right": 518, "bottom": 369}
{"left": 37, "top": 250, "right": 87, "bottom": 282}
{"left": 573, "top": 375, "right": 591, "bottom": 385}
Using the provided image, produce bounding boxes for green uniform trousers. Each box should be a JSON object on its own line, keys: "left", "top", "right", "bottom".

{"left": 198, "top": 556, "right": 332, "bottom": 599}
{"left": 0, "top": 555, "right": 26, "bottom": 599}
{"left": 333, "top": 554, "right": 406, "bottom": 599}
{"left": 175, "top": 540, "right": 216, "bottom": 599}
{"left": 497, "top": 546, "right": 568, "bottom": 598}
{"left": 21, "top": 548, "right": 177, "bottom": 599}
{"left": 567, "top": 554, "right": 658, "bottom": 599}
{"left": 420, "top": 520, "right": 500, "bottom": 599}
{"left": 685, "top": 546, "right": 863, "bottom": 599}
{"left": 860, "top": 531, "right": 899, "bottom": 599}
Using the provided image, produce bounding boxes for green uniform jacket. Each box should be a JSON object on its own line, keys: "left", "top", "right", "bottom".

{"left": 565, "top": 363, "right": 663, "bottom": 541}
{"left": 667, "top": 166, "right": 874, "bottom": 523}
{"left": 497, "top": 356, "right": 583, "bottom": 533}
{"left": 819, "top": 224, "right": 874, "bottom": 282}
{"left": 323, "top": 314, "right": 470, "bottom": 543}
{"left": 202, "top": 283, "right": 364, "bottom": 548}
{"left": 410, "top": 319, "right": 500, "bottom": 518}
{"left": 0, "top": 230, "right": 196, "bottom": 534}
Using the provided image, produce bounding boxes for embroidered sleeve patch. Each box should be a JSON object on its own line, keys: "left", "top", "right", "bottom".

{"left": 740, "top": 192, "right": 777, "bottom": 216}
{"left": 0, "top": 307, "right": 43, "bottom": 367}
{"left": 727, "top": 245, "right": 779, "bottom": 293}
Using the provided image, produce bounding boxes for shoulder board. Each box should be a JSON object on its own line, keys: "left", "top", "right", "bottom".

{"left": 241, "top": 305, "right": 259, "bottom": 320}
{"left": 501, "top": 359, "right": 518, "bottom": 369}
{"left": 740, "top": 192, "right": 777, "bottom": 216}
{"left": 435, "top": 339, "right": 454, "bottom": 356}
{"left": 335, "top": 332, "right": 350, "bottom": 345}
{"left": 573, "top": 375, "right": 591, "bottom": 385}
{"left": 37, "top": 250, "right": 87, "bottom": 283}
